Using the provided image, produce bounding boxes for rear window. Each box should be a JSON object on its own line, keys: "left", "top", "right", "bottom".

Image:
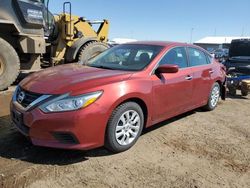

{"left": 206, "top": 54, "right": 213, "bottom": 64}
{"left": 187, "top": 48, "right": 208, "bottom": 66}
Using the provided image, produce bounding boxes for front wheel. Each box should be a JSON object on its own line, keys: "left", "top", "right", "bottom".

{"left": 203, "top": 82, "right": 221, "bottom": 111}
{"left": 105, "top": 102, "right": 144, "bottom": 153}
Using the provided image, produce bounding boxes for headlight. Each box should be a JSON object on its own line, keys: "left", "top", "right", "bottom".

{"left": 40, "top": 91, "right": 103, "bottom": 113}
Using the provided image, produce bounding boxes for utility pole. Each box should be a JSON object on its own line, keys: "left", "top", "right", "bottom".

{"left": 190, "top": 28, "right": 194, "bottom": 44}
{"left": 241, "top": 27, "right": 244, "bottom": 37}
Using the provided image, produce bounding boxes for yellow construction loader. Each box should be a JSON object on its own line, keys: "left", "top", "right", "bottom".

{"left": 0, "top": 0, "right": 109, "bottom": 90}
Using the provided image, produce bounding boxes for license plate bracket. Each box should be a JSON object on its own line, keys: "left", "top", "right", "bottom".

{"left": 11, "top": 109, "right": 29, "bottom": 136}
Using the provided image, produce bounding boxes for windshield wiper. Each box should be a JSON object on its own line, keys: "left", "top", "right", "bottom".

{"left": 89, "top": 65, "right": 116, "bottom": 70}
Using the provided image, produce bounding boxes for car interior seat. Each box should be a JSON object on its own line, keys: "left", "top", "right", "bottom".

{"left": 139, "top": 53, "right": 150, "bottom": 64}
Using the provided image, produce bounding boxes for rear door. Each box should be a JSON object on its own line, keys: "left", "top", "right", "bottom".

{"left": 187, "top": 47, "right": 214, "bottom": 106}
{"left": 151, "top": 47, "right": 194, "bottom": 122}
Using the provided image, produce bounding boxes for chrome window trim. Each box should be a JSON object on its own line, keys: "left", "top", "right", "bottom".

{"left": 150, "top": 46, "right": 213, "bottom": 75}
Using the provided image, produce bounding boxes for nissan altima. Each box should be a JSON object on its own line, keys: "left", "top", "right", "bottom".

{"left": 11, "top": 41, "right": 226, "bottom": 153}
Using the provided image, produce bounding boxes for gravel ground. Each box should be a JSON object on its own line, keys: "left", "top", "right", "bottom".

{"left": 0, "top": 95, "right": 249, "bottom": 188}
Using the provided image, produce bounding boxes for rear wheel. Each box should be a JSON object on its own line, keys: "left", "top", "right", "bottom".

{"left": 105, "top": 102, "right": 144, "bottom": 153}
{"left": 77, "top": 41, "right": 109, "bottom": 65}
{"left": 241, "top": 88, "right": 248, "bottom": 96}
{"left": 228, "top": 87, "right": 237, "bottom": 96}
{"left": 203, "top": 82, "right": 220, "bottom": 111}
{"left": 0, "top": 38, "right": 20, "bottom": 90}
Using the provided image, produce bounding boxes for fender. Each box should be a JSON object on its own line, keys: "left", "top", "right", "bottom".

{"left": 65, "top": 37, "right": 97, "bottom": 62}
{"left": 105, "top": 92, "right": 153, "bottom": 128}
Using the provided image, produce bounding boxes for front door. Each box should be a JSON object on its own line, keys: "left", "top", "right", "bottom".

{"left": 151, "top": 47, "right": 194, "bottom": 122}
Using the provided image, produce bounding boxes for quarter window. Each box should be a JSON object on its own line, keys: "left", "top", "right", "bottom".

{"left": 187, "top": 48, "right": 208, "bottom": 66}
{"left": 158, "top": 47, "right": 188, "bottom": 68}
{"left": 206, "top": 54, "right": 213, "bottom": 64}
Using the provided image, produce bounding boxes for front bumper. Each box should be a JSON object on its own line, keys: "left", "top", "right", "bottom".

{"left": 10, "top": 102, "right": 109, "bottom": 150}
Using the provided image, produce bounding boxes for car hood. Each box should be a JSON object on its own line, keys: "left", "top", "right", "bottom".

{"left": 20, "top": 64, "right": 133, "bottom": 95}
{"left": 229, "top": 40, "right": 250, "bottom": 58}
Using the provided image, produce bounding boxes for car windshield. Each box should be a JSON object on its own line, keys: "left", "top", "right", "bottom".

{"left": 86, "top": 44, "right": 164, "bottom": 71}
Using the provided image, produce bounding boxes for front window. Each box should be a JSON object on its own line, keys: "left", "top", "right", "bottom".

{"left": 158, "top": 47, "right": 188, "bottom": 68}
{"left": 86, "top": 44, "right": 163, "bottom": 71}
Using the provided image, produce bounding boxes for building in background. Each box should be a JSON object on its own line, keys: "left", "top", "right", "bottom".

{"left": 194, "top": 36, "right": 250, "bottom": 53}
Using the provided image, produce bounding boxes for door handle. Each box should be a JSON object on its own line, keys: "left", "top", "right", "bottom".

{"left": 209, "top": 70, "right": 214, "bottom": 74}
{"left": 185, "top": 75, "right": 193, "bottom": 80}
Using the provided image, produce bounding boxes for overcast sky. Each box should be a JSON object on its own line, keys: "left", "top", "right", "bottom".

{"left": 49, "top": 0, "right": 250, "bottom": 42}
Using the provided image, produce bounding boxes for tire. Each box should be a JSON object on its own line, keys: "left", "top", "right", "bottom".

{"left": 241, "top": 88, "right": 248, "bottom": 96}
{"left": 203, "top": 82, "right": 221, "bottom": 111}
{"left": 77, "top": 41, "right": 109, "bottom": 65}
{"left": 0, "top": 38, "right": 20, "bottom": 90}
{"left": 228, "top": 87, "right": 237, "bottom": 96}
{"left": 105, "top": 102, "right": 144, "bottom": 153}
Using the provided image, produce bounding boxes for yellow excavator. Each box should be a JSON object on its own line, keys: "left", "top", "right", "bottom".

{"left": 0, "top": 0, "right": 109, "bottom": 90}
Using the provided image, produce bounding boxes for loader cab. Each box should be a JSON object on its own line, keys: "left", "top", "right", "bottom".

{"left": 41, "top": 0, "right": 57, "bottom": 39}
{"left": 13, "top": 0, "right": 45, "bottom": 29}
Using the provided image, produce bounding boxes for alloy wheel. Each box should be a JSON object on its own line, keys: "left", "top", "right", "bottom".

{"left": 210, "top": 85, "right": 220, "bottom": 107}
{"left": 115, "top": 110, "right": 141, "bottom": 146}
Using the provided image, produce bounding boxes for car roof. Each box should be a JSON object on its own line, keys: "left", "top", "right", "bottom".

{"left": 126, "top": 41, "right": 190, "bottom": 47}
{"left": 124, "top": 41, "right": 209, "bottom": 55}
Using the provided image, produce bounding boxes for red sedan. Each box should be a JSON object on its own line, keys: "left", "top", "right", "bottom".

{"left": 11, "top": 41, "right": 226, "bottom": 153}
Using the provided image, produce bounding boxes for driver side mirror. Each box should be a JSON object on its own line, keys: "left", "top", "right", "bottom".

{"left": 155, "top": 64, "right": 179, "bottom": 74}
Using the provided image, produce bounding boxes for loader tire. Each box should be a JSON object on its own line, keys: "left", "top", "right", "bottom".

{"left": 0, "top": 38, "right": 20, "bottom": 91}
{"left": 77, "top": 41, "right": 109, "bottom": 65}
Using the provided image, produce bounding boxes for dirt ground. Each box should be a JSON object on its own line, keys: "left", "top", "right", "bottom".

{"left": 0, "top": 94, "right": 249, "bottom": 188}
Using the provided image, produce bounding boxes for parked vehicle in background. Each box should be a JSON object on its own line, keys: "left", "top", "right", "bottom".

{"left": 11, "top": 41, "right": 226, "bottom": 153}
{"left": 0, "top": 0, "right": 109, "bottom": 90}
{"left": 224, "top": 39, "right": 250, "bottom": 96}
{"left": 212, "top": 48, "right": 229, "bottom": 62}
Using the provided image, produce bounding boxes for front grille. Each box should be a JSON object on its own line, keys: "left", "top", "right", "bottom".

{"left": 52, "top": 132, "right": 79, "bottom": 145}
{"left": 16, "top": 87, "right": 42, "bottom": 108}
